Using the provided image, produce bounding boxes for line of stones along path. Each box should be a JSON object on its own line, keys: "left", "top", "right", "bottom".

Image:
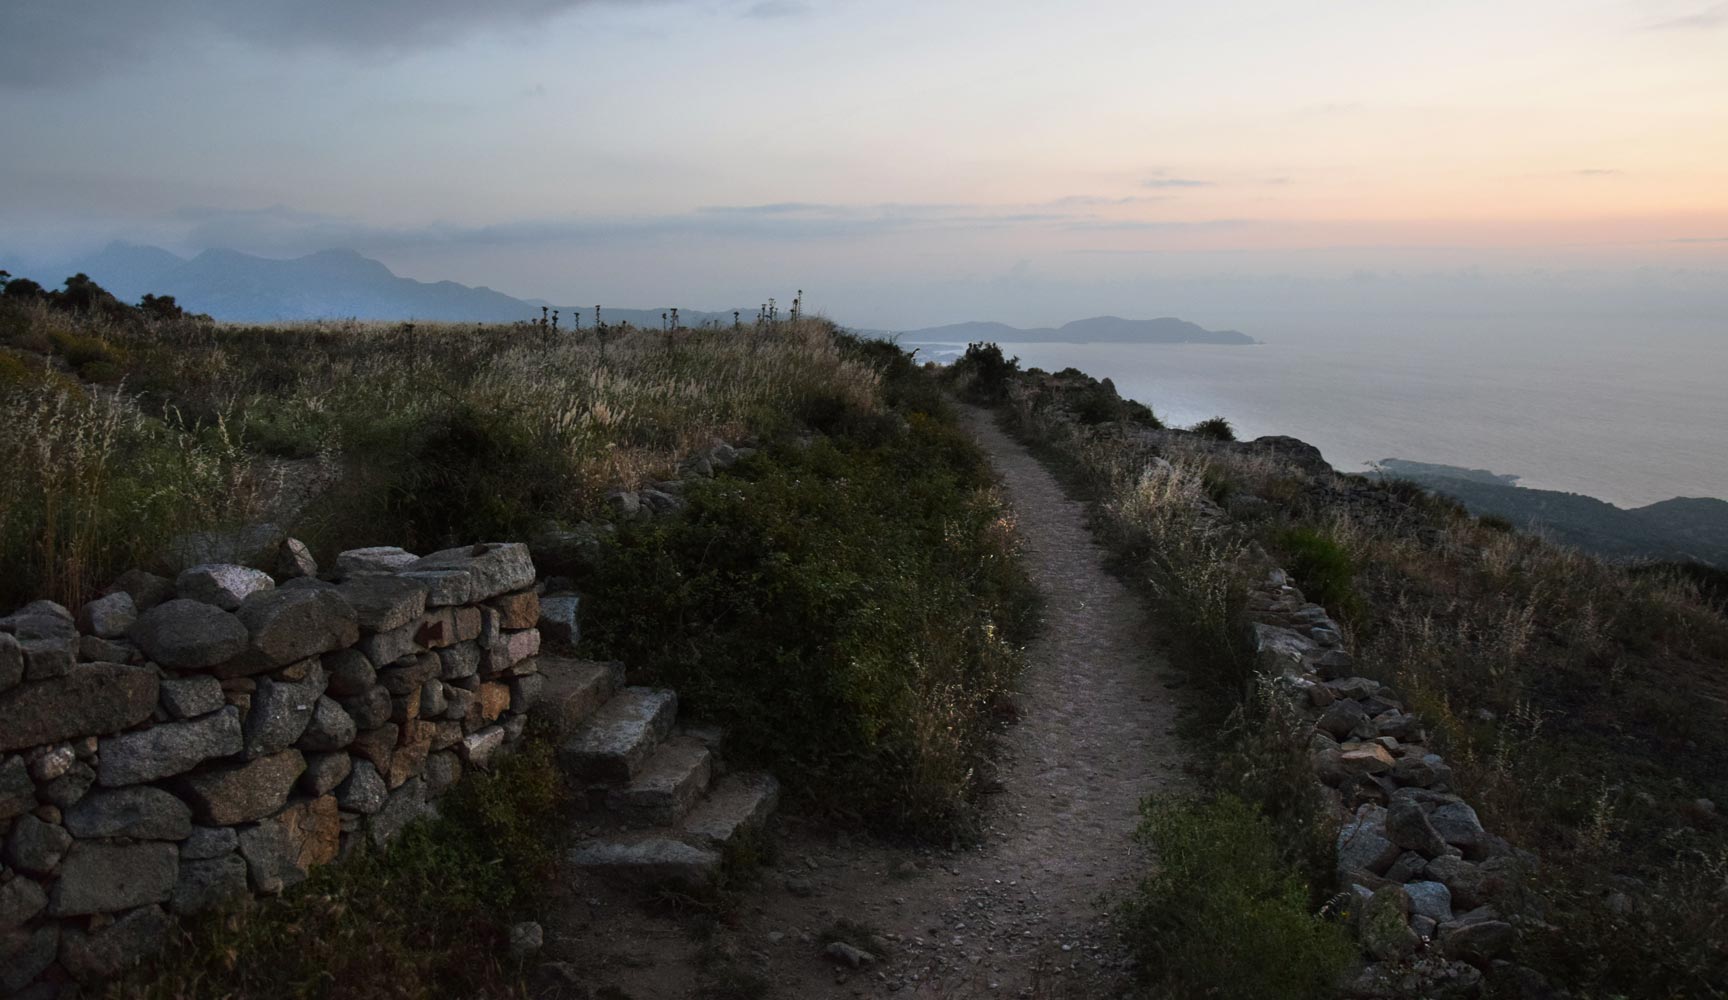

{"left": 549, "top": 407, "right": 1190, "bottom": 998}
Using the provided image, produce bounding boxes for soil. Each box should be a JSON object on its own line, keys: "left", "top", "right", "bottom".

{"left": 537, "top": 407, "right": 1191, "bottom": 999}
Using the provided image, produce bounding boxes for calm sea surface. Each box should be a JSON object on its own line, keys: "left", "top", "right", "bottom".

{"left": 906, "top": 318, "right": 1728, "bottom": 508}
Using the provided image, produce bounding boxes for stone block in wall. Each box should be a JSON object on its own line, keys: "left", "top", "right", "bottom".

{"left": 298, "top": 697, "right": 357, "bottom": 753}
{"left": 438, "top": 641, "right": 480, "bottom": 680}
{"left": 60, "top": 901, "right": 172, "bottom": 985}
{"left": 78, "top": 635, "right": 134, "bottom": 664}
{"left": 0, "top": 662, "right": 159, "bottom": 752}
{"left": 41, "top": 759, "right": 94, "bottom": 810}
{"left": 358, "top": 621, "right": 423, "bottom": 669}
{"left": 367, "top": 777, "right": 429, "bottom": 848}
{"left": 378, "top": 654, "right": 438, "bottom": 696}
{"left": 0, "top": 633, "right": 21, "bottom": 692}
{"left": 98, "top": 705, "right": 243, "bottom": 786}
{"left": 0, "top": 755, "right": 32, "bottom": 821}
{"left": 390, "top": 691, "right": 420, "bottom": 727}
{"left": 452, "top": 606, "right": 482, "bottom": 643}
{"left": 419, "top": 679, "right": 447, "bottom": 718}
{"left": 413, "top": 608, "right": 454, "bottom": 649}
{"left": 323, "top": 649, "right": 376, "bottom": 697}
{"left": 431, "top": 721, "right": 463, "bottom": 752}
{"left": 485, "top": 629, "right": 540, "bottom": 676}
{"left": 336, "top": 576, "right": 428, "bottom": 633}
{"left": 339, "top": 685, "right": 392, "bottom": 730}
{"left": 4, "top": 814, "right": 71, "bottom": 874}
{"left": 406, "top": 543, "right": 535, "bottom": 603}
{"left": 179, "top": 825, "right": 237, "bottom": 859}
{"left": 388, "top": 722, "right": 434, "bottom": 788}
{"left": 171, "top": 853, "right": 248, "bottom": 915}
{"left": 476, "top": 683, "right": 511, "bottom": 723}
{"left": 537, "top": 593, "right": 580, "bottom": 646}
{"left": 242, "top": 671, "right": 327, "bottom": 759}
{"left": 349, "top": 725, "right": 397, "bottom": 776}
{"left": 239, "top": 795, "right": 339, "bottom": 893}
{"left": 105, "top": 569, "right": 173, "bottom": 612}
{"left": 23, "top": 635, "right": 76, "bottom": 681}
{"left": 335, "top": 760, "right": 387, "bottom": 815}
{"left": 178, "top": 748, "right": 305, "bottom": 825}
{"left": 130, "top": 599, "right": 249, "bottom": 670}
{"left": 510, "top": 673, "right": 544, "bottom": 714}
{"left": 398, "top": 569, "right": 473, "bottom": 606}
{"left": 0, "top": 873, "right": 47, "bottom": 930}
{"left": 460, "top": 725, "right": 505, "bottom": 770}
{"left": 176, "top": 564, "right": 275, "bottom": 611}
{"left": 478, "top": 607, "right": 502, "bottom": 650}
{"left": 300, "top": 752, "right": 352, "bottom": 796}
{"left": 1, "top": 923, "right": 59, "bottom": 994}
{"left": 334, "top": 546, "right": 419, "bottom": 578}
{"left": 47, "top": 840, "right": 177, "bottom": 916}
{"left": 64, "top": 786, "right": 192, "bottom": 841}
{"left": 225, "top": 588, "right": 360, "bottom": 676}
{"left": 424, "top": 751, "right": 461, "bottom": 795}
{"left": 489, "top": 590, "right": 539, "bottom": 630}
{"left": 159, "top": 676, "right": 224, "bottom": 719}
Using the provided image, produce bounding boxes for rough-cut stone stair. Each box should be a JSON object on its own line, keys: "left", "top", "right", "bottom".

{"left": 533, "top": 656, "right": 779, "bottom": 890}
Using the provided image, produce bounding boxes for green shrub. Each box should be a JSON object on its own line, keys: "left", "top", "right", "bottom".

{"left": 1274, "top": 525, "right": 1362, "bottom": 623}
{"left": 577, "top": 408, "right": 1036, "bottom": 836}
{"left": 1191, "top": 415, "right": 1235, "bottom": 441}
{"left": 1479, "top": 513, "right": 1515, "bottom": 532}
{"left": 121, "top": 733, "right": 568, "bottom": 999}
{"left": 949, "top": 341, "right": 1020, "bottom": 402}
{"left": 1125, "top": 795, "right": 1355, "bottom": 1000}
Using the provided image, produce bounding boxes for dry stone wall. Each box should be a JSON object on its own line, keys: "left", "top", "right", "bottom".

{"left": 1250, "top": 569, "right": 1531, "bottom": 996}
{"left": 0, "top": 539, "right": 555, "bottom": 997}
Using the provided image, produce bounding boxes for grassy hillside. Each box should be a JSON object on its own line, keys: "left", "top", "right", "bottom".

{"left": 953, "top": 347, "right": 1728, "bottom": 998}
{"left": 0, "top": 275, "right": 877, "bottom": 608}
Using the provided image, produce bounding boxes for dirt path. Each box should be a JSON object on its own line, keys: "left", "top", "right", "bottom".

{"left": 545, "top": 407, "right": 1189, "bottom": 999}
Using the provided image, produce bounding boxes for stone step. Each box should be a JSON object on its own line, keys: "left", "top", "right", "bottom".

{"left": 565, "top": 830, "right": 720, "bottom": 890}
{"left": 533, "top": 657, "right": 626, "bottom": 738}
{"left": 560, "top": 686, "right": 677, "bottom": 785}
{"left": 607, "top": 736, "right": 713, "bottom": 826}
{"left": 679, "top": 771, "right": 779, "bottom": 848}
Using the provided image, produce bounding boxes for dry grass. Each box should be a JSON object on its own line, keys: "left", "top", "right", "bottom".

{"left": 0, "top": 302, "right": 877, "bottom": 607}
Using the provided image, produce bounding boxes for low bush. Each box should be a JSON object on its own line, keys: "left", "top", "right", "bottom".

{"left": 1124, "top": 794, "right": 1355, "bottom": 1000}
{"left": 120, "top": 734, "right": 568, "bottom": 1000}
{"left": 949, "top": 341, "right": 1020, "bottom": 402}
{"left": 577, "top": 400, "right": 1037, "bottom": 837}
{"left": 1273, "top": 525, "right": 1363, "bottom": 624}
{"left": 1191, "top": 415, "right": 1235, "bottom": 441}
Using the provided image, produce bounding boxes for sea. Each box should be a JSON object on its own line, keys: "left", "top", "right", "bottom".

{"left": 903, "top": 317, "right": 1728, "bottom": 509}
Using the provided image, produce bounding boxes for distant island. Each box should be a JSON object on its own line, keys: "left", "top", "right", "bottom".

{"left": 1376, "top": 458, "right": 1728, "bottom": 568}
{"left": 895, "top": 316, "right": 1256, "bottom": 346}
{"left": 25, "top": 241, "right": 741, "bottom": 326}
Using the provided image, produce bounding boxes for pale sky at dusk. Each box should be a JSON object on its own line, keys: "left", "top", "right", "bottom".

{"left": 4, "top": 0, "right": 1726, "bottom": 327}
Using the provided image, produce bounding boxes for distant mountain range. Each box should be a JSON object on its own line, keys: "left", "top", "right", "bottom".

{"left": 893, "top": 317, "right": 1256, "bottom": 345}
{"left": 32, "top": 242, "right": 738, "bottom": 326}
{"left": 1377, "top": 459, "right": 1728, "bottom": 567}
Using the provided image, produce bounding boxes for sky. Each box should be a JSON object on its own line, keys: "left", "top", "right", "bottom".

{"left": 3, "top": 0, "right": 1727, "bottom": 328}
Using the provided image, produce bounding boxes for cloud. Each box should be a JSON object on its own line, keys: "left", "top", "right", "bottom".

{"left": 0, "top": 0, "right": 615, "bottom": 87}
{"left": 1670, "top": 236, "right": 1728, "bottom": 243}
{"left": 1576, "top": 169, "right": 1623, "bottom": 176}
{"left": 1645, "top": 2, "right": 1728, "bottom": 29}
{"left": 156, "top": 198, "right": 1126, "bottom": 256}
{"left": 742, "top": 0, "right": 812, "bottom": 17}
{"left": 1141, "top": 176, "right": 1211, "bottom": 189}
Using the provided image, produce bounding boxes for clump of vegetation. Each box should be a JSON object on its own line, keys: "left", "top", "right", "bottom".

{"left": 577, "top": 363, "right": 1037, "bottom": 837}
{"left": 1125, "top": 794, "right": 1355, "bottom": 1000}
{"left": 1190, "top": 415, "right": 1235, "bottom": 441}
{"left": 0, "top": 271, "right": 880, "bottom": 608}
{"left": 976, "top": 356, "right": 1728, "bottom": 996}
{"left": 948, "top": 341, "right": 1020, "bottom": 402}
{"left": 119, "top": 734, "right": 568, "bottom": 1000}
{"left": 1273, "top": 525, "right": 1363, "bottom": 624}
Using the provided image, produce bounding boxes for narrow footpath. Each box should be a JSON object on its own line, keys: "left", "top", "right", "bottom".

{"left": 544, "top": 407, "right": 1190, "bottom": 999}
